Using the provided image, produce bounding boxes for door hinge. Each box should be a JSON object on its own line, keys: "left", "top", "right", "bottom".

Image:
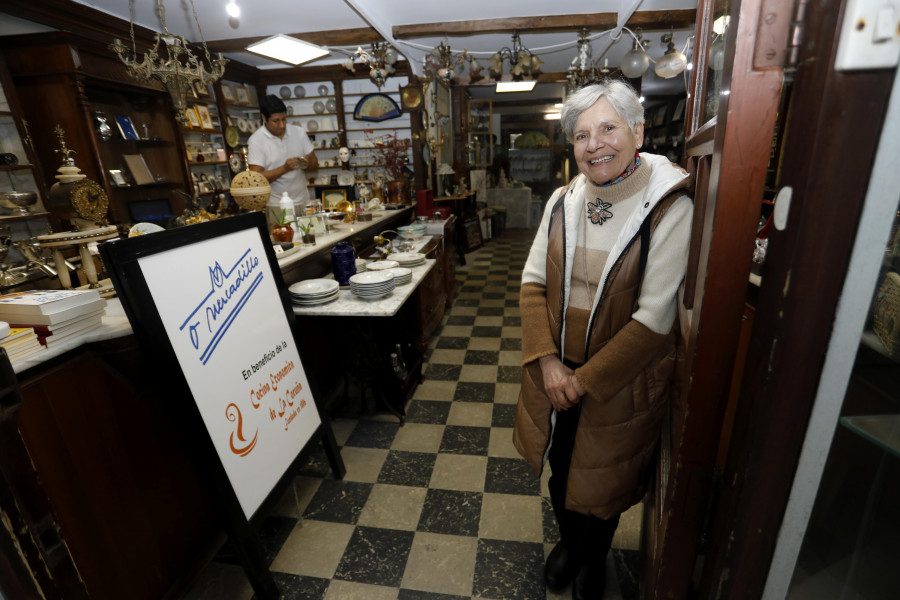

{"left": 754, "top": 0, "right": 808, "bottom": 72}
{"left": 785, "top": 0, "right": 810, "bottom": 74}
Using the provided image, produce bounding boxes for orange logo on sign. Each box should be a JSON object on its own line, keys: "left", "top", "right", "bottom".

{"left": 226, "top": 402, "right": 258, "bottom": 456}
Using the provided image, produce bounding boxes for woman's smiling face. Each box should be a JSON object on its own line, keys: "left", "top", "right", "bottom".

{"left": 573, "top": 97, "right": 643, "bottom": 186}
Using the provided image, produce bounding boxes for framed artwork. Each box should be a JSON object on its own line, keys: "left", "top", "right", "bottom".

{"left": 352, "top": 93, "right": 402, "bottom": 122}
{"left": 235, "top": 85, "right": 251, "bottom": 106}
{"left": 195, "top": 104, "right": 214, "bottom": 130}
{"left": 115, "top": 115, "right": 139, "bottom": 140}
{"left": 653, "top": 106, "right": 667, "bottom": 127}
{"left": 123, "top": 154, "right": 155, "bottom": 185}
{"left": 220, "top": 83, "right": 236, "bottom": 104}
{"left": 185, "top": 107, "right": 201, "bottom": 128}
{"left": 672, "top": 98, "right": 686, "bottom": 121}
{"left": 320, "top": 187, "right": 347, "bottom": 210}
{"left": 108, "top": 169, "right": 127, "bottom": 186}
{"left": 194, "top": 81, "right": 210, "bottom": 97}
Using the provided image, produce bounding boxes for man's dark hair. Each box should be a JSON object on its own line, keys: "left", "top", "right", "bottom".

{"left": 260, "top": 94, "right": 287, "bottom": 119}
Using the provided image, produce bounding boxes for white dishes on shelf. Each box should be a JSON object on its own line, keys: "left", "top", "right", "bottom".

{"left": 237, "top": 117, "right": 249, "bottom": 132}
{"left": 366, "top": 260, "right": 400, "bottom": 271}
{"left": 279, "top": 86, "right": 291, "bottom": 98}
{"left": 337, "top": 171, "right": 355, "bottom": 186}
{"left": 307, "top": 119, "right": 319, "bottom": 132}
{"left": 349, "top": 271, "right": 395, "bottom": 299}
{"left": 384, "top": 267, "right": 412, "bottom": 285}
{"left": 386, "top": 252, "right": 426, "bottom": 267}
{"left": 313, "top": 101, "right": 326, "bottom": 114}
{"left": 289, "top": 279, "right": 340, "bottom": 305}
{"left": 317, "top": 84, "right": 329, "bottom": 96}
{"left": 294, "top": 85, "right": 306, "bottom": 98}
{"left": 355, "top": 259, "right": 368, "bottom": 273}
{"left": 325, "top": 98, "right": 337, "bottom": 112}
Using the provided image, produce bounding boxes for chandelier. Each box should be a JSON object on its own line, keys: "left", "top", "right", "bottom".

{"left": 109, "top": 0, "right": 228, "bottom": 124}
{"left": 566, "top": 29, "right": 616, "bottom": 94}
{"left": 423, "top": 42, "right": 461, "bottom": 84}
{"left": 343, "top": 42, "right": 398, "bottom": 89}
{"left": 489, "top": 32, "right": 542, "bottom": 80}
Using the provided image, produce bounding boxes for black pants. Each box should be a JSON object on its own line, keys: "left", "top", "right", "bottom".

{"left": 548, "top": 400, "right": 620, "bottom": 569}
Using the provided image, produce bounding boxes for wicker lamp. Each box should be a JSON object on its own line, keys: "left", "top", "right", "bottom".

{"left": 229, "top": 148, "right": 270, "bottom": 211}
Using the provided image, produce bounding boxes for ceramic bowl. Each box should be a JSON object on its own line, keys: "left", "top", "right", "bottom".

{"left": 0, "top": 191, "right": 37, "bottom": 213}
{"left": 397, "top": 224, "right": 426, "bottom": 241}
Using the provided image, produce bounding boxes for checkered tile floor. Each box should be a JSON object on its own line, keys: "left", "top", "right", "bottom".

{"left": 184, "top": 233, "right": 642, "bottom": 600}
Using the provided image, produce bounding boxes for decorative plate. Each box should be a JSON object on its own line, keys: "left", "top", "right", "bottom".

{"left": 229, "top": 152, "right": 243, "bottom": 173}
{"left": 325, "top": 98, "right": 337, "bottom": 112}
{"left": 279, "top": 86, "right": 291, "bottom": 98}
{"left": 317, "top": 84, "right": 329, "bottom": 96}
{"left": 306, "top": 119, "right": 319, "bottom": 132}
{"left": 313, "top": 101, "right": 326, "bottom": 114}
{"left": 353, "top": 93, "right": 402, "bottom": 122}
{"left": 337, "top": 171, "right": 355, "bottom": 186}
{"left": 286, "top": 105, "right": 293, "bottom": 115}
{"left": 128, "top": 222, "right": 165, "bottom": 237}
{"left": 225, "top": 126, "right": 240, "bottom": 148}
{"left": 400, "top": 84, "right": 424, "bottom": 111}
{"left": 294, "top": 85, "right": 306, "bottom": 98}
{"left": 237, "top": 117, "right": 249, "bottom": 132}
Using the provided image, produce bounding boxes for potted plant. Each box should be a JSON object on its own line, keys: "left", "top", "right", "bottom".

{"left": 269, "top": 208, "right": 294, "bottom": 243}
{"left": 370, "top": 131, "right": 412, "bottom": 204}
{"left": 296, "top": 216, "right": 316, "bottom": 246}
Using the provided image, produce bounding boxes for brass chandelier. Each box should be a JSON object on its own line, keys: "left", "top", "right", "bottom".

{"left": 343, "top": 42, "right": 399, "bottom": 89}
{"left": 109, "top": 0, "right": 228, "bottom": 123}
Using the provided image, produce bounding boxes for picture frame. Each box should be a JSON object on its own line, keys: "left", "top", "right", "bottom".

{"left": 220, "top": 83, "right": 236, "bottom": 104}
{"left": 653, "top": 106, "right": 667, "bottom": 127}
{"left": 320, "top": 187, "right": 348, "bottom": 210}
{"left": 185, "top": 107, "right": 201, "bottom": 128}
{"left": 115, "top": 114, "right": 140, "bottom": 140}
{"left": 123, "top": 153, "right": 155, "bottom": 185}
{"left": 194, "top": 81, "right": 210, "bottom": 97}
{"left": 672, "top": 98, "right": 686, "bottom": 122}
{"left": 196, "top": 104, "right": 214, "bottom": 130}
{"left": 235, "top": 85, "right": 251, "bottom": 106}
{"left": 108, "top": 169, "right": 128, "bottom": 186}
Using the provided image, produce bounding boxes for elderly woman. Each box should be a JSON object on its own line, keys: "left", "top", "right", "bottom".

{"left": 513, "top": 80, "right": 693, "bottom": 599}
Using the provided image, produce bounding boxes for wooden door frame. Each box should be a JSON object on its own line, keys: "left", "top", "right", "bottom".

{"left": 644, "top": 0, "right": 790, "bottom": 597}
{"left": 698, "top": 1, "right": 898, "bottom": 597}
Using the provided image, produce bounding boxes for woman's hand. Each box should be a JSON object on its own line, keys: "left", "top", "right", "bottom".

{"left": 539, "top": 355, "right": 581, "bottom": 411}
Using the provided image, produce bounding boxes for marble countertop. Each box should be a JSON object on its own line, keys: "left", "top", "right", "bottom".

{"left": 292, "top": 259, "right": 435, "bottom": 317}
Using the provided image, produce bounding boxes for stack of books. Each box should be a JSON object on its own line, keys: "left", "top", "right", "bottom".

{"left": 0, "top": 289, "right": 107, "bottom": 349}
{"left": 0, "top": 324, "right": 43, "bottom": 365}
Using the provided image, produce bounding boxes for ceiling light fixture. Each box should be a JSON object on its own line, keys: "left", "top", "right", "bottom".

{"left": 109, "top": 0, "right": 228, "bottom": 124}
{"left": 489, "top": 32, "right": 542, "bottom": 83}
{"left": 654, "top": 32, "right": 687, "bottom": 79}
{"left": 245, "top": 34, "right": 329, "bottom": 66}
{"left": 619, "top": 29, "right": 650, "bottom": 79}
{"left": 225, "top": 0, "right": 240, "bottom": 18}
{"left": 496, "top": 80, "right": 537, "bottom": 93}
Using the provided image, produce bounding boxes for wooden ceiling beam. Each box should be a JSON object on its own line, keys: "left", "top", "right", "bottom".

{"left": 392, "top": 10, "right": 697, "bottom": 38}
{"left": 205, "top": 27, "right": 384, "bottom": 54}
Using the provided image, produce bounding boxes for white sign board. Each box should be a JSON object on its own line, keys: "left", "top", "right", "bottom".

{"left": 137, "top": 227, "right": 320, "bottom": 519}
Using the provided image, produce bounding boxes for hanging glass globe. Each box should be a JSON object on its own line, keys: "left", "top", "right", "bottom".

{"left": 708, "top": 36, "right": 726, "bottom": 71}
{"left": 620, "top": 40, "right": 649, "bottom": 79}
{"left": 655, "top": 37, "right": 687, "bottom": 79}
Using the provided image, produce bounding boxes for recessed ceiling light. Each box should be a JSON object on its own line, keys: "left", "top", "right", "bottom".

{"left": 495, "top": 80, "right": 537, "bottom": 93}
{"left": 246, "top": 34, "right": 329, "bottom": 66}
{"left": 544, "top": 112, "right": 561, "bottom": 120}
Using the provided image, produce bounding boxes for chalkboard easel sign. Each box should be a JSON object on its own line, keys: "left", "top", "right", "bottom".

{"left": 100, "top": 212, "right": 344, "bottom": 599}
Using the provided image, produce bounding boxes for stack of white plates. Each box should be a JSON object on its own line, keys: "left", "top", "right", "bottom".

{"left": 289, "top": 279, "right": 340, "bottom": 305}
{"left": 384, "top": 267, "right": 412, "bottom": 285}
{"left": 349, "top": 271, "right": 396, "bottom": 299}
{"left": 366, "top": 260, "right": 400, "bottom": 271}
{"left": 355, "top": 259, "right": 368, "bottom": 273}
{"left": 386, "top": 252, "right": 426, "bottom": 267}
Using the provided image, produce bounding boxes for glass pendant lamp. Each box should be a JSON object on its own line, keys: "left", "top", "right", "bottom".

{"left": 654, "top": 33, "right": 687, "bottom": 79}
{"left": 620, "top": 38, "right": 649, "bottom": 79}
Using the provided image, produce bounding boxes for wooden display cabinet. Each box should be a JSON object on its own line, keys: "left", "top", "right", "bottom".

{"left": 0, "top": 32, "right": 192, "bottom": 227}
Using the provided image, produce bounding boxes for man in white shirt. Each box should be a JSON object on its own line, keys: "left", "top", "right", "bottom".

{"left": 248, "top": 94, "right": 318, "bottom": 205}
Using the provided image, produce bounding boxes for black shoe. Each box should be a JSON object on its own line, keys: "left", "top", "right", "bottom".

{"left": 545, "top": 541, "right": 579, "bottom": 592}
{"left": 572, "top": 563, "right": 606, "bottom": 600}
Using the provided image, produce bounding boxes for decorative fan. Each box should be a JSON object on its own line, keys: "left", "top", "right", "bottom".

{"left": 353, "top": 93, "right": 402, "bottom": 122}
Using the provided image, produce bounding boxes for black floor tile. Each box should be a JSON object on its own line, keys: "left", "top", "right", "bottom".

{"left": 500, "top": 338, "right": 522, "bottom": 351}
{"left": 472, "top": 326, "right": 502, "bottom": 338}
{"left": 377, "top": 450, "right": 436, "bottom": 487}
{"left": 398, "top": 590, "right": 469, "bottom": 600}
{"left": 405, "top": 400, "right": 451, "bottom": 424}
{"left": 446, "top": 315, "right": 476, "bottom": 326}
{"left": 334, "top": 526, "right": 415, "bottom": 587}
{"left": 498, "top": 365, "right": 523, "bottom": 383}
{"left": 491, "top": 403, "right": 516, "bottom": 428}
{"left": 216, "top": 515, "right": 297, "bottom": 567}
{"left": 505, "top": 299, "right": 520, "bottom": 307}
{"left": 454, "top": 298, "right": 480, "bottom": 307}
{"left": 502, "top": 316, "right": 522, "bottom": 326}
{"left": 453, "top": 381, "right": 495, "bottom": 403}
{"left": 302, "top": 479, "right": 372, "bottom": 524}
{"left": 473, "top": 539, "right": 545, "bottom": 600}
{"left": 439, "top": 425, "right": 491, "bottom": 456}
{"left": 482, "top": 292, "right": 506, "bottom": 300}
{"left": 464, "top": 350, "right": 499, "bottom": 365}
{"left": 344, "top": 420, "right": 400, "bottom": 449}
{"left": 424, "top": 364, "right": 462, "bottom": 381}
{"left": 485, "top": 457, "right": 542, "bottom": 495}
{"left": 476, "top": 306, "right": 505, "bottom": 316}
{"left": 252, "top": 572, "right": 329, "bottom": 600}
{"left": 436, "top": 336, "right": 469, "bottom": 349}
{"left": 417, "top": 488, "right": 483, "bottom": 537}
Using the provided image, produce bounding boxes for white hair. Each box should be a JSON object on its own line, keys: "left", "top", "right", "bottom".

{"left": 560, "top": 80, "right": 644, "bottom": 142}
